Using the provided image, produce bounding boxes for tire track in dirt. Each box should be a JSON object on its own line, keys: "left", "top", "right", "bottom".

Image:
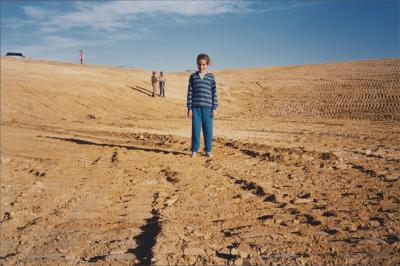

{"left": 150, "top": 136, "right": 399, "bottom": 265}
{"left": 128, "top": 192, "right": 161, "bottom": 265}
{"left": 1, "top": 133, "right": 177, "bottom": 265}
{"left": 22, "top": 128, "right": 400, "bottom": 262}
{"left": 246, "top": 58, "right": 400, "bottom": 121}
{"left": 2, "top": 126, "right": 399, "bottom": 265}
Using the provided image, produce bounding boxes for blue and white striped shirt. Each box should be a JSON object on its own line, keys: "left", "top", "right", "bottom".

{"left": 187, "top": 71, "right": 218, "bottom": 110}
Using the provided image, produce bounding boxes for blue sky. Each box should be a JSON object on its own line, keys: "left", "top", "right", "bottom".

{"left": 1, "top": 0, "right": 399, "bottom": 71}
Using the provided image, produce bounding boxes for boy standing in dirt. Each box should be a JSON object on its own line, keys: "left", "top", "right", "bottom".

{"left": 187, "top": 53, "right": 218, "bottom": 158}
{"left": 159, "top": 71, "right": 166, "bottom": 97}
{"left": 151, "top": 71, "right": 158, "bottom": 97}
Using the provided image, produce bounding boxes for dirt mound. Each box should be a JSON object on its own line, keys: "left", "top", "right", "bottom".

{"left": 1, "top": 57, "right": 399, "bottom": 265}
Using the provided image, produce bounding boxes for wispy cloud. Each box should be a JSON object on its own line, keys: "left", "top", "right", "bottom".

{"left": 3, "top": 1, "right": 316, "bottom": 60}
{"left": 258, "top": 0, "right": 316, "bottom": 13}
{"left": 3, "top": 1, "right": 254, "bottom": 58}
{"left": 21, "top": 1, "right": 253, "bottom": 33}
{"left": 9, "top": 1, "right": 315, "bottom": 35}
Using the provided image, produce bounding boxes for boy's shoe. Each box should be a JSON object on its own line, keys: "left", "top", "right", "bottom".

{"left": 206, "top": 152, "right": 213, "bottom": 158}
{"left": 191, "top": 152, "right": 197, "bottom": 158}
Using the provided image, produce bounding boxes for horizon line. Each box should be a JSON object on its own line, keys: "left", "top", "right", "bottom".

{"left": 2, "top": 55, "right": 399, "bottom": 73}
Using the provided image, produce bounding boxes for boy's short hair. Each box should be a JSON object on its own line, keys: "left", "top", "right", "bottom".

{"left": 152, "top": 71, "right": 156, "bottom": 74}
{"left": 197, "top": 53, "right": 210, "bottom": 65}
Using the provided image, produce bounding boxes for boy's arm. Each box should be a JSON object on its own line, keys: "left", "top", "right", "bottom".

{"left": 211, "top": 75, "right": 218, "bottom": 111}
{"left": 187, "top": 75, "right": 193, "bottom": 110}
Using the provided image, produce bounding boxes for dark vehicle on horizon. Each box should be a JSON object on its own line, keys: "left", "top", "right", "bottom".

{"left": 5, "top": 52, "right": 25, "bottom": 57}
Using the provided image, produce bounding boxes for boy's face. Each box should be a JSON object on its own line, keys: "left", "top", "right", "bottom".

{"left": 197, "top": 59, "right": 208, "bottom": 73}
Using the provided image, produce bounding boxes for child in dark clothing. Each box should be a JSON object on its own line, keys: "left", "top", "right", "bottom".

{"left": 159, "top": 71, "right": 166, "bottom": 97}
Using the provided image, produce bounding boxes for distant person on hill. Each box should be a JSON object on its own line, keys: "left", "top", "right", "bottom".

{"left": 79, "top": 49, "right": 84, "bottom": 64}
{"left": 151, "top": 71, "right": 158, "bottom": 97}
{"left": 159, "top": 71, "right": 166, "bottom": 97}
{"left": 187, "top": 53, "right": 218, "bottom": 158}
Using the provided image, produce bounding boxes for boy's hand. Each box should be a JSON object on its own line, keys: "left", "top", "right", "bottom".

{"left": 211, "top": 110, "right": 217, "bottom": 118}
{"left": 187, "top": 109, "right": 192, "bottom": 119}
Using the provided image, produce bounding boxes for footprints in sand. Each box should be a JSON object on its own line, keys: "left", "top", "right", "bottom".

{"left": 28, "top": 168, "right": 46, "bottom": 177}
{"left": 220, "top": 138, "right": 398, "bottom": 189}
{"left": 225, "top": 173, "right": 275, "bottom": 202}
{"left": 223, "top": 170, "right": 337, "bottom": 241}
{"left": 161, "top": 167, "right": 180, "bottom": 184}
{"left": 225, "top": 172, "right": 312, "bottom": 212}
{"left": 15, "top": 163, "right": 48, "bottom": 179}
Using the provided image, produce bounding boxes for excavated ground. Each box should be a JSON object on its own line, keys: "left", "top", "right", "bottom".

{"left": 1, "top": 57, "right": 399, "bottom": 265}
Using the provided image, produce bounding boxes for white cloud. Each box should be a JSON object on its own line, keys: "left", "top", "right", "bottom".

{"left": 25, "top": 1, "right": 253, "bottom": 33}
{"left": 4, "top": 1, "right": 316, "bottom": 61}
{"left": 18, "top": 1, "right": 316, "bottom": 34}
{"left": 13, "top": 0, "right": 318, "bottom": 34}
{"left": 6, "top": 1, "right": 254, "bottom": 57}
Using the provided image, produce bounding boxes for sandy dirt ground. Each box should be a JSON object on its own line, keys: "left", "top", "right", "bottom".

{"left": 1, "top": 56, "right": 399, "bottom": 265}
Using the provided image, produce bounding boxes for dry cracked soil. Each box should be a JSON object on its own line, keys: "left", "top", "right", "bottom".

{"left": 1, "top": 57, "right": 399, "bottom": 265}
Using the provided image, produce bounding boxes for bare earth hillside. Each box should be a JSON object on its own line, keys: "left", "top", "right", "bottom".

{"left": 1, "top": 57, "right": 399, "bottom": 265}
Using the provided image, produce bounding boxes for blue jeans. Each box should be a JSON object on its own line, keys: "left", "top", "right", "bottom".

{"left": 192, "top": 107, "right": 213, "bottom": 153}
{"left": 159, "top": 82, "right": 165, "bottom": 97}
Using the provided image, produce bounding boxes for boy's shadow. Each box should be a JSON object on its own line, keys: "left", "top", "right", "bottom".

{"left": 127, "top": 85, "right": 153, "bottom": 97}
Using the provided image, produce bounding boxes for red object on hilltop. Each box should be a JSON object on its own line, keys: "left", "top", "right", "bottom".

{"left": 79, "top": 49, "right": 84, "bottom": 64}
